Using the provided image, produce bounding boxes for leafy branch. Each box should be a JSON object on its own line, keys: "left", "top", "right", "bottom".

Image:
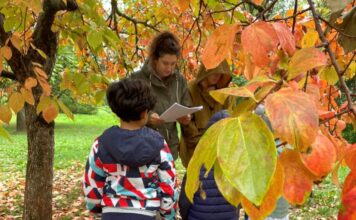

{"left": 307, "top": 0, "right": 356, "bottom": 118}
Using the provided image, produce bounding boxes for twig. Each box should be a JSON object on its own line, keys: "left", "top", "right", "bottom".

{"left": 340, "top": 52, "right": 356, "bottom": 76}
{"left": 320, "top": 108, "right": 351, "bottom": 124}
{"left": 267, "top": 7, "right": 310, "bottom": 22}
{"left": 307, "top": 0, "right": 356, "bottom": 118}
{"left": 292, "top": 0, "right": 298, "bottom": 34}
{"left": 254, "top": 0, "right": 279, "bottom": 21}
{"left": 115, "top": 9, "right": 160, "bottom": 32}
{"left": 303, "top": 72, "right": 309, "bottom": 92}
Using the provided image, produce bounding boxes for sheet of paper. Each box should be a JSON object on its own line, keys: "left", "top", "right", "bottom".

{"left": 160, "top": 102, "right": 203, "bottom": 122}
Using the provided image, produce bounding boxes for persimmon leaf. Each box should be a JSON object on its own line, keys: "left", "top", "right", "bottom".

{"left": 24, "top": 77, "right": 38, "bottom": 90}
{"left": 280, "top": 149, "right": 315, "bottom": 205}
{"left": 300, "top": 133, "right": 337, "bottom": 179}
{"left": 288, "top": 47, "right": 327, "bottom": 80}
{"left": 20, "top": 87, "right": 35, "bottom": 105}
{"left": 210, "top": 87, "right": 257, "bottom": 104}
{"left": 201, "top": 24, "right": 240, "bottom": 70}
{"left": 8, "top": 92, "right": 24, "bottom": 113}
{"left": 301, "top": 29, "right": 319, "bottom": 48}
{"left": 319, "top": 65, "right": 339, "bottom": 85}
{"left": 42, "top": 103, "right": 58, "bottom": 123}
{"left": 217, "top": 114, "right": 277, "bottom": 205}
{"left": 0, "top": 105, "right": 12, "bottom": 124}
{"left": 265, "top": 88, "right": 319, "bottom": 152}
{"left": 272, "top": 22, "right": 296, "bottom": 56}
{"left": 57, "top": 99, "right": 74, "bottom": 120}
{"left": 241, "top": 21, "right": 279, "bottom": 67}
{"left": 0, "top": 46, "right": 12, "bottom": 60}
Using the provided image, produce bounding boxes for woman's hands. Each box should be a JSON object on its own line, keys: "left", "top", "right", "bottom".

{"left": 177, "top": 114, "right": 191, "bottom": 125}
{"left": 150, "top": 112, "right": 191, "bottom": 126}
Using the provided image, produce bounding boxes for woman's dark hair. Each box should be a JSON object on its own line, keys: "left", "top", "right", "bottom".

{"left": 149, "top": 31, "right": 180, "bottom": 60}
{"left": 106, "top": 78, "right": 156, "bottom": 122}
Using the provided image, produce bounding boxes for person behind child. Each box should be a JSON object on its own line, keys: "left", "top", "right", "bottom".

{"left": 179, "top": 60, "right": 232, "bottom": 168}
{"left": 131, "top": 31, "right": 192, "bottom": 160}
{"left": 179, "top": 110, "right": 240, "bottom": 220}
{"left": 83, "top": 78, "right": 177, "bottom": 220}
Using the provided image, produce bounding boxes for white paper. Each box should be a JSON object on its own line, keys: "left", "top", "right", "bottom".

{"left": 160, "top": 103, "right": 203, "bottom": 122}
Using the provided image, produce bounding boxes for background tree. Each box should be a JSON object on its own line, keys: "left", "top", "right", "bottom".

{"left": 0, "top": 0, "right": 355, "bottom": 219}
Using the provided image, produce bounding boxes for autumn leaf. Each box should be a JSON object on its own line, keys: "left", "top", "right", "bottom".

{"left": 176, "top": 0, "right": 190, "bottom": 13}
{"left": 210, "top": 86, "right": 257, "bottom": 105}
{"left": 344, "top": 144, "right": 356, "bottom": 171}
{"left": 241, "top": 160, "right": 284, "bottom": 220}
{"left": 0, "top": 46, "right": 12, "bottom": 60}
{"left": 272, "top": 22, "right": 296, "bottom": 56}
{"left": 185, "top": 118, "right": 234, "bottom": 202}
{"left": 57, "top": 99, "right": 74, "bottom": 120}
{"left": 280, "top": 149, "right": 315, "bottom": 205}
{"left": 42, "top": 103, "right": 59, "bottom": 123}
{"left": 288, "top": 47, "right": 327, "bottom": 80}
{"left": 8, "top": 92, "right": 25, "bottom": 113}
{"left": 10, "top": 34, "right": 23, "bottom": 54}
{"left": 241, "top": 21, "right": 279, "bottom": 67}
{"left": 201, "top": 24, "right": 240, "bottom": 70}
{"left": 37, "top": 76, "right": 52, "bottom": 96}
{"left": 217, "top": 114, "right": 276, "bottom": 205}
{"left": 36, "top": 95, "right": 52, "bottom": 114}
{"left": 319, "top": 65, "right": 339, "bottom": 85}
{"left": 20, "top": 87, "right": 35, "bottom": 105}
{"left": 24, "top": 77, "right": 38, "bottom": 90}
{"left": 300, "top": 133, "right": 336, "bottom": 179}
{"left": 301, "top": 29, "right": 319, "bottom": 48}
{"left": 0, "top": 105, "right": 12, "bottom": 124}
{"left": 338, "top": 170, "right": 356, "bottom": 219}
{"left": 33, "top": 66, "right": 48, "bottom": 79}
{"left": 214, "top": 162, "right": 242, "bottom": 207}
{"left": 265, "top": 88, "right": 319, "bottom": 152}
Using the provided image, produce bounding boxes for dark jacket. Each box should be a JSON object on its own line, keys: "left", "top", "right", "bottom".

{"left": 179, "top": 111, "right": 239, "bottom": 220}
{"left": 131, "top": 60, "right": 191, "bottom": 160}
{"left": 180, "top": 61, "right": 232, "bottom": 167}
{"left": 83, "top": 126, "right": 177, "bottom": 219}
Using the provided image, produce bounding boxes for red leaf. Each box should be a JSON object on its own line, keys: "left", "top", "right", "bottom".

{"left": 272, "top": 22, "right": 296, "bottom": 56}
{"left": 201, "top": 24, "right": 240, "bottom": 70}
{"left": 241, "top": 21, "right": 279, "bottom": 67}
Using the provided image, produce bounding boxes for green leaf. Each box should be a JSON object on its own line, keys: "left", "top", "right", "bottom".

{"left": 217, "top": 114, "right": 277, "bottom": 205}
{"left": 87, "top": 29, "right": 103, "bottom": 50}
{"left": 95, "top": 90, "right": 106, "bottom": 104}
{"left": 214, "top": 161, "right": 242, "bottom": 207}
{"left": 57, "top": 99, "right": 74, "bottom": 120}
{"left": 185, "top": 118, "right": 234, "bottom": 202}
{"left": 4, "top": 16, "right": 20, "bottom": 32}
{"left": 235, "top": 11, "right": 247, "bottom": 22}
{"left": 319, "top": 66, "right": 339, "bottom": 85}
{"left": 210, "top": 87, "right": 257, "bottom": 105}
{"left": 0, "top": 125, "right": 11, "bottom": 142}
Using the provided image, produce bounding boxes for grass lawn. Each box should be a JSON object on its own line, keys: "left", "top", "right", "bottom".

{"left": 0, "top": 107, "right": 350, "bottom": 219}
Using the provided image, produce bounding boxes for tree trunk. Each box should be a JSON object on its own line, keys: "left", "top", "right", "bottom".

{"left": 23, "top": 101, "right": 54, "bottom": 220}
{"left": 16, "top": 109, "right": 26, "bottom": 132}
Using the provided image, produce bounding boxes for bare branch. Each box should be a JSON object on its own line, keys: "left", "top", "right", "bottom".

{"left": 254, "top": 0, "right": 279, "bottom": 21}
{"left": 0, "top": 70, "right": 16, "bottom": 80}
{"left": 341, "top": 52, "right": 356, "bottom": 76}
{"left": 307, "top": 0, "right": 356, "bottom": 118}
{"left": 115, "top": 9, "right": 160, "bottom": 32}
{"left": 292, "top": 0, "right": 298, "bottom": 34}
{"left": 320, "top": 109, "right": 352, "bottom": 124}
{"left": 267, "top": 8, "right": 311, "bottom": 22}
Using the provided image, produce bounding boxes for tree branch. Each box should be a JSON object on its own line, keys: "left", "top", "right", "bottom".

{"left": 292, "top": 0, "right": 298, "bottom": 34}
{"left": 115, "top": 9, "right": 160, "bottom": 32}
{"left": 319, "top": 15, "right": 356, "bottom": 39}
{"left": 254, "top": 0, "right": 279, "bottom": 21}
{"left": 0, "top": 70, "right": 17, "bottom": 80}
{"left": 267, "top": 8, "right": 311, "bottom": 22}
{"left": 307, "top": 0, "right": 356, "bottom": 118}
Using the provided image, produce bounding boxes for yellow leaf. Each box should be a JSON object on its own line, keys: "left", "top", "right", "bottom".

{"left": 176, "top": 0, "right": 190, "bottom": 13}
{"left": 301, "top": 29, "right": 319, "bottom": 48}
{"left": 210, "top": 87, "right": 257, "bottom": 104}
{"left": 0, "top": 105, "right": 12, "bottom": 124}
{"left": 319, "top": 66, "right": 339, "bottom": 85}
{"left": 0, "top": 46, "right": 12, "bottom": 60}
{"left": 30, "top": 43, "right": 47, "bottom": 59}
{"left": 57, "top": 99, "right": 74, "bottom": 120}
{"left": 8, "top": 92, "right": 24, "bottom": 113}
{"left": 0, "top": 125, "right": 11, "bottom": 142}
{"left": 42, "top": 104, "right": 58, "bottom": 123}
{"left": 20, "top": 87, "right": 35, "bottom": 105}
{"left": 36, "top": 95, "right": 51, "bottom": 114}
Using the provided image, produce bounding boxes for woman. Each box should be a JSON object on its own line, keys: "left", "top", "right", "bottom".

{"left": 179, "top": 60, "right": 232, "bottom": 168}
{"left": 131, "top": 31, "right": 191, "bottom": 160}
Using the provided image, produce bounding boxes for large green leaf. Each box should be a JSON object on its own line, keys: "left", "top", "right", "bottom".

{"left": 185, "top": 118, "right": 234, "bottom": 202}
{"left": 87, "top": 29, "right": 103, "bottom": 50}
{"left": 217, "top": 114, "right": 277, "bottom": 205}
{"left": 265, "top": 88, "right": 319, "bottom": 152}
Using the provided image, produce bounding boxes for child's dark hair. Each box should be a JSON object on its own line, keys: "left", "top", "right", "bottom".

{"left": 106, "top": 78, "right": 156, "bottom": 122}
{"left": 149, "top": 31, "right": 180, "bottom": 60}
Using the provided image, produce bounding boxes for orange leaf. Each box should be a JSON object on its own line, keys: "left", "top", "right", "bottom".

{"left": 37, "top": 76, "right": 52, "bottom": 96}
{"left": 300, "top": 133, "right": 336, "bottom": 179}
{"left": 243, "top": 53, "right": 261, "bottom": 80}
{"left": 10, "top": 35, "right": 23, "bottom": 54}
{"left": 0, "top": 46, "right": 12, "bottom": 60}
{"left": 265, "top": 88, "right": 319, "bottom": 152}
{"left": 338, "top": 171, "right": 356, "bottom": 219}
{"left": 280, "top": 149, "right": 314, "bottom": 205}
{"left": 242, "top": 160, "right": 284, "bottom": 220}
{"left": 24, "top": 77, "right": 38, "bottom": 90}
{"left": 42, "top": 104, "right": 58, "bottom": 123}
{"left": 252, "top": 0, "right": 264, "bottom": 5}
{"left": 344, "top": 144, "right": 356, "bottom": 171}
{"left": 176, "top": 0, "right": 190, "bottom": 13}
{"left": 201, "top": 24, "right": 240, "bottom": 70}
{"left": 0, "top": 105, "right": 12, "bottom": 124}
{"left": 8, "top": 92, "right": 25, "bottom": 113}
{"left": 20, "top": 87, "right": 35, "bottom": 105}
{"left": 241, "top": 21, "right": 279, "bottom": 67}
{"left": 272, "top": 22, "right": 296, "bottom": 56}
{"left": 288, "top": 47, "right": 327, "bottom": 80}
{"left": 33, "top": 66, "right": 48, "bottom": 79}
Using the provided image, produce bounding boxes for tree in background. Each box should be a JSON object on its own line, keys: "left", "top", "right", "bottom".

{"left": 0, "top": 0, "right": 355, "bottom": 219}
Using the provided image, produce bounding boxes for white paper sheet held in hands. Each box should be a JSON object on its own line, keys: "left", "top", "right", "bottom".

{"left": 160, "top": 103, "right": 203, "bottom": 122}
